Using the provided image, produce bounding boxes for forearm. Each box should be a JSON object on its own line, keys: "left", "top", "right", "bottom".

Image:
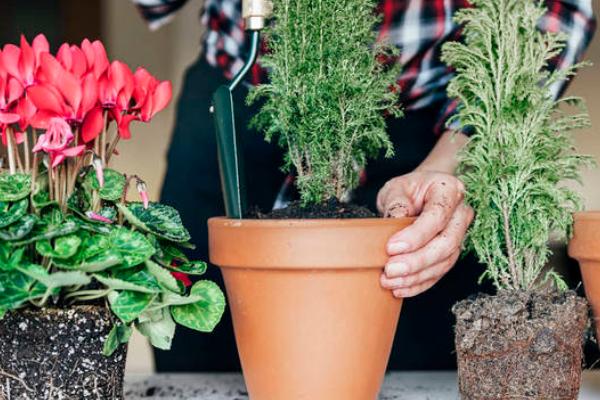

{"left": 415, "top": 130, "right": 468, "bottom": 175}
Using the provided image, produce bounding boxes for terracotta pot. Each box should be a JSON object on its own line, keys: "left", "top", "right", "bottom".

{"left": 568, "top": 211, "right": 600, "bottom": 340}
{"left": 208, "top": 217, "right": 413, "bottom": 400}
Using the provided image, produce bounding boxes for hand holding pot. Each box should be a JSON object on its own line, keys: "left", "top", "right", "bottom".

{"left": 377, "top": 170, "right": 473, "bottom": 298}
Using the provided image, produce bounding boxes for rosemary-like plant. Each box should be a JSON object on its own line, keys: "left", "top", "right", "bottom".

{"left": 442, "top": 0, "right": 592, "bottom": 291}
{"left": 248, "top": 0, "right": 402, "bottom": 204}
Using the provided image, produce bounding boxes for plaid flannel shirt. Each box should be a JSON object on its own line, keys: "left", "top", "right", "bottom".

{"left": 133, "top": 0, "right": 595, "bottom": 135}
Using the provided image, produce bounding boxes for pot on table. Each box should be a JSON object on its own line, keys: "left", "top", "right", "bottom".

{"left": 569, "top": 211, "right": 600, "bottom": 341}
{"left": 0, "top": 305, "right": 127, "bottom": 399}
{"left": 208, "top": 217, "right": 412, "bottom": 400}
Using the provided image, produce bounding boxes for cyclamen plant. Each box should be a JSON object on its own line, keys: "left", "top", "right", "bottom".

{"left": 442, "top": 0, "right": 592, "bottom": 291}
{"left": 0, "top": 34, "right": 225, "bottom": 355}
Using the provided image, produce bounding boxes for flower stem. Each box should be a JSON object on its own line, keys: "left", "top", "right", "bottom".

{"left": 105, "top": 134, "right": 120, "bottom": 165}
{"left": 101, "top": 110, "right": 108, "bottom": 166}
{"left": 5, "top": 128, "right": 16, "bottom": 175}
{"left": 23, "top": 130, "right": 30, "bottom": 172}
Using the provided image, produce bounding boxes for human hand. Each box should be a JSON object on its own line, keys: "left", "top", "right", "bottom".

{"left": 377, "top": 170, "right": 474, "bottom": 298}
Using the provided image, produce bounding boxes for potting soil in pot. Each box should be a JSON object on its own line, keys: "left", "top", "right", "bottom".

{"left": 252, "top": 197, "right": 376, "bottom": 219}
{"left": 0, "top": 305, "right": 127, "bottom": 399}
{"left": 453, "top": 290, "right": 588, "bottom": 400}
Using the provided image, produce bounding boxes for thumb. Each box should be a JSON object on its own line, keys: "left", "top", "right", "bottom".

{"left": 377, "top": 182, "right": 415, "bottom": 218}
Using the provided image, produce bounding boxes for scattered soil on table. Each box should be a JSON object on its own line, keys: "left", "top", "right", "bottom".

{"left": 250, "top": 198, "right": 376, "bottom": 219}
{"left": 0, "top": 305, "right": 127, "bottom": 399}
{"left": 453, "top": 290, "right": 589, "bottom": 400}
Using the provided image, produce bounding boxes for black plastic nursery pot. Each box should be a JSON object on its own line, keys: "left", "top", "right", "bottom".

{"left": 453, "top": 291, "right": 588, "bottom": 400}
{"left": 0, "top": 305, "right": 127, "bottom": 399}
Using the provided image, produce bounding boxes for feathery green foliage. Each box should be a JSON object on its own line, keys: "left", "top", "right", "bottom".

{"left": 248, "top": 0, "right": 402, "bottom": 204}
{"left": 442, "top": 0, "right": 592, "bottom": 291}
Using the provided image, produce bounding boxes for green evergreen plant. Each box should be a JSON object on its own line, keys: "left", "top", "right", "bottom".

{"left": 248, "top": 0, "right": 402, "bottom": 204}
{"left": 442, "top": 0, "right": 592, "bottom": 291}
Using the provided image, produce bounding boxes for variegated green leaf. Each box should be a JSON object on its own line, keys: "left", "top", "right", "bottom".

{"left": 145, "top": 260, "right": 180, "bottom": 293}
{"left": 109, "top": 227, "right": 155, "bottom": 268}
{"left": 137, "top": 308, "right": 176, "bottom": 350}
{"left": 117, "top": 202, "right": 191, "bottom": 242}
{"left": 36, "top": 235, "right": 82, "bottom": 259}
{"left": 103, "top": 323, "right": 133, "bottom": 356}
{"left": 170, "top": 280, "right": 225, "bottom": 332}
{"left": 0, "top": 214, "right": 37, "bottom": 241}
{"left": 0, "top": 173, "right": 31, "bottom": 202}
{"left": 16, "top": 264, "right": 91, "bottom": 289}
{"left": 13, "top": 219, "right": 78, "bottom": 245}
{"left": 0, "top": 199, "right": 28, "bottom": 228}
{"left": 84, "top": 169, "right": 126, "bottom": 201}
{"left": 108, "top": 290, "right": 155, "bottom": 324}
{"left": 93, "top": 270, "right": 161, "bottom": 293}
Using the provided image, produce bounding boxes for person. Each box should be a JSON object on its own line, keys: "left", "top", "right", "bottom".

{"left": 133, "top": 0, "right": 596, "bottom": 371}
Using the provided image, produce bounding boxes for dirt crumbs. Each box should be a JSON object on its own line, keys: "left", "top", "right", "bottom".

{"left": 250, "top": 198, "right": 376, "bottom": 219}
{"left": 0, "top": 306, "right": 126, "bottom": 399}
{"left": 453, "top": 290, "right": 589, "bottom": 400}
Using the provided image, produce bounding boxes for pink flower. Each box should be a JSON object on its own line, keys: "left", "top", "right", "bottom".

{"left": 92, "top": 153, "right": 104, "bottom": 187}
{"left": 85, "top": 211, "right": 113, "bottom": 224}
{"left": 32, "top": 117, "right": 85, "bottom": 167}
{"left": 136, "top": 179, "right": 149, "bottom": 209}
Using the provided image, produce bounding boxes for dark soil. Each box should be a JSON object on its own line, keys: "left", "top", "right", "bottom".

{"left": 0, "top": 305, "right": 127, "bottom": 399}
{"left": 453, "top": 290, "right": 589, "bottom": 400}
{"left": 250, "top": 198, "right": 376, "bottom": 219}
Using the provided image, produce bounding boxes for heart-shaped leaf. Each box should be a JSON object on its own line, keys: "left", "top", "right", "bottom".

{"left": 108, "top": 290, "right": 155, "bottom": 323}
{"left": 17, "top": 264, "right": 91, "bottom": 289}
{"left": 170, "top": 280, "right": 225, "bottom": 332}
{"left": 0, "top": 199, "right": 28, "bottom": 228}
{"left": 0, "top": 270, "right": 43, "bottom": 309}
{"left": 93, "top": 270, "right": 161, "bottom": 293}
{"left": 117, "top": 202, "right": 191, "bottom": 242}
{"left": 84, "top": 169, "right": 126, "bottom": 201}
{"left": 109, "top": 227, "right": 155, "bottom": 268}
{"left": 36, "top": 234, "right": 82, "bottom": 259}
{"left": 68, "top": 215, "right": 113, "bottom": 235}
{"left": 53, "top": 250, "right": 123, "bottom": 272}
{"left": 137, "top": 308, "right": 176, "bottom": 350}
{"left": 0, "top": 214, "right": 37, "bottom": 241}
{"left": 0, "top": 245, "right": 25, "bottom": 271}
{"left": 103, "top": 323, "right": 132, "bottom": 356}
{"left": 145, "top": 260, "right": 180, "bottom": 293}
{"left": 0, "top": 173, "right": 31, "bottom": 202}
{"left": 13, "top": 219, "right": 78, "bottom": 245}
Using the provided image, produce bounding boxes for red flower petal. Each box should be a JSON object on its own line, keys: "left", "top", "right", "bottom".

{"left": 70, "top": 46, "right": 88, "bottom": 78}
{"left": 91, "top": 41, "right": 109, "bottom": 79}
{"left": 2, "top": 45, "right": 21, "bottom": 81}
{"left": 150, "top": 80, "right": 172, "bottom": 118}
{"left": 19, "top": 35, "right": 35, "bottom": 83}
{"left": 80, "top": 73, "right": 99, "bottom": 116}
{"left": 56, "top": 43, "right": 72, "bottom": 71}
{"left": 31, "top": 34, "right": 49, "bottom": 65}
{"left": 81, "top": 107, "right": 104, "bottom": 143}
{"left": 7, "top": 78, "right": 23, "bottom": 104}
{"left": 61, "top": 144, "right": 85, "bottom": 157}
{"left": 117, "top": 113, "right": 137, "bottom": 140}
{"left": 0, "top": 112, "right": 21, "bottom": 124}
{"left": 171, "top": 272, "right": 192, "bottom": 287}
{"left": 27, "top": 84, "right": 64, "bottom": 115}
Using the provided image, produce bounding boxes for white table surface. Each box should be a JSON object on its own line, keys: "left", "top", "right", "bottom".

{"left": 124, "top": 370, "right": 600, "bottom": 399}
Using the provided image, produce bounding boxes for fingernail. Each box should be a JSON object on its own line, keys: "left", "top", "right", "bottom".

{"left": 388, "top": 241, "right": 409, "bottom": 254}
{"left": 386, "top": 262, "right": 408, "bottom": 277}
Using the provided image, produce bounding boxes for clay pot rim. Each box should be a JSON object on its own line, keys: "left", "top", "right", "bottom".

{"left": 573, "top": 211, "right": 600, "bottom": 220}
{"left": 208, "top": 216, "right": 415, "bottom": 269}
{"left": 208, "top": 216, "right": 416, "bottom": 227}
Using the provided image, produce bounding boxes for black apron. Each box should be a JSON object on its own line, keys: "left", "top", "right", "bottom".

{"left": 156, "top": 57, "right": 493, "bottom": 372}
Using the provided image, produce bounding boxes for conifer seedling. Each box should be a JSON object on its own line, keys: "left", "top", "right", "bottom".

{"left": 442, "top": 0, "right": 592, "bottom": 291}
{"left": 248, "top": 0, "right": 402, "bottom": 205}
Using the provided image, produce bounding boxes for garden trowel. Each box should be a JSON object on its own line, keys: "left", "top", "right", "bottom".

{"left": 211, "top": 0, "right": 273, "bottom": 218}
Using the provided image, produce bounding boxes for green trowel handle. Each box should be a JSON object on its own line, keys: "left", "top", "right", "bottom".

{"left": 210, "top": 31, "right": 261, "bottom": 219}
{"left": 212, "top": 85, "right": 247, "bottom": 219}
